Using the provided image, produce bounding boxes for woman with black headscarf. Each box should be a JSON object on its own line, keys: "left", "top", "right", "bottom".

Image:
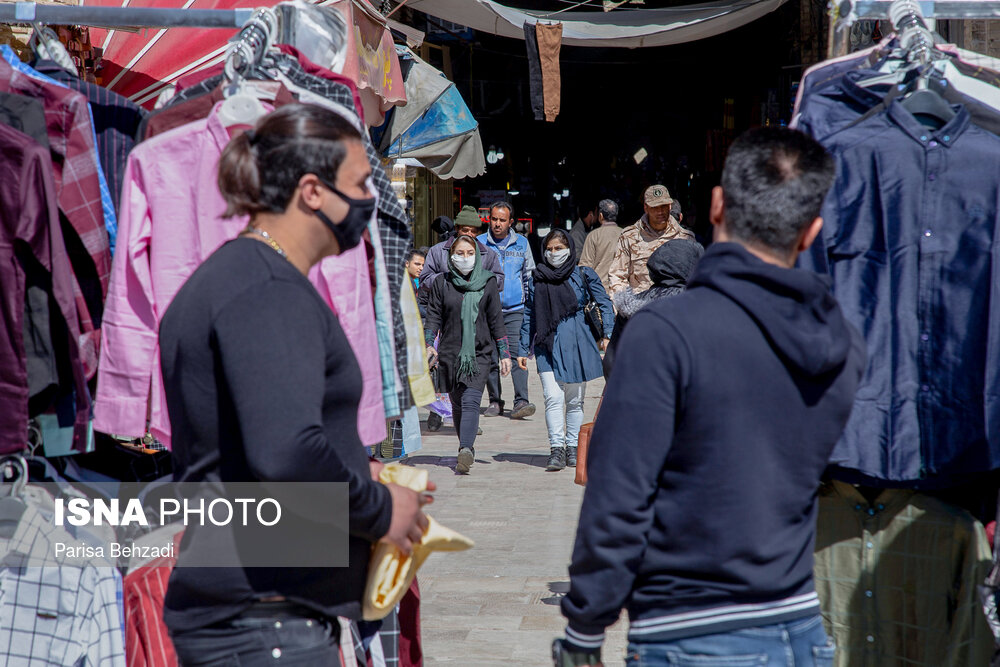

{"left": 518, "top": 230, "right": 614, "bottom": 472}
{"left": 603, "top": 238, "right": 704, "bottom": 377}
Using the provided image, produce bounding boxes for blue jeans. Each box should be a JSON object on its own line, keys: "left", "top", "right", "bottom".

{"left": 487, "top": 310, "right": 530, "bottom": 406}
{"left": 626, "top": 615, "right": 835, "bottom": 667}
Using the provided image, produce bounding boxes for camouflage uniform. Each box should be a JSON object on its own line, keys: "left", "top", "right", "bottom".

{"left": 607, "top": 215, "right": 694, "bottom": 295}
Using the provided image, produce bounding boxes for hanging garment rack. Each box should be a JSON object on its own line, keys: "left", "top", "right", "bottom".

{"left": 0, "top": 2, "right": 256, "bottom": 29}
{"left": 828, "top": 0, "right": 991, "bottom": 60}
{"left": 845, "top": 0, "right": 1000, "bottom": 20}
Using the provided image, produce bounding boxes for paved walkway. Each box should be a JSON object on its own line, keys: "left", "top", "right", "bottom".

{"left": 407, "top": 361, "right": 628, "bottom": 666}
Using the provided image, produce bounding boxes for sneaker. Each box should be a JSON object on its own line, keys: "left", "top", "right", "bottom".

{"left": 566, "top": 447, "right": 577, "bottom": 467}
{"left": 456, "top": 447, "right": 474, "bottom": 474}
{"left": 509, "top": 401, "right": 536, "bottom": 419}
{"left": 484, "top": 401, "right": 502, "bottom": 417}
{"left": 427, "top": 412, "right": 443, "bottom": 432}
{"left": 545, "top": 447, "right": 566, "bottom": 472}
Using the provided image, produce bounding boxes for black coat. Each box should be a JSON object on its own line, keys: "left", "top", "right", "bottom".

{"left": 425, "top": 275, "right": 506, "bottom": 392}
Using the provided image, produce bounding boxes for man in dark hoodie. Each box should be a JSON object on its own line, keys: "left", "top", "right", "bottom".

{"left": 603, "top": 238, "right": 704, "bottom": 378}
{"left": 555, "top": 128, "right": 865, "bottom": 667}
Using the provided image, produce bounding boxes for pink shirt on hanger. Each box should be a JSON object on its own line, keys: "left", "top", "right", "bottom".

{"left": 94, "top": 102, "right": 385, "bottom": 448}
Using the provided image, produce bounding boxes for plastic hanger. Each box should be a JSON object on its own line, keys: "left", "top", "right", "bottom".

{"left": 218, "top": 12, "right": 277, "bottom": 128}
{"left": 217, "top": 86, "right": 269, "bottom": 127}
{"left": 29, "top": 24, "right": 76, "bottom": 76}
{"left": 900, "top": 87, "right": 955, "bottom": 127}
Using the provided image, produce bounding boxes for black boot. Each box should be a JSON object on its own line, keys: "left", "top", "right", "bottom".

{"left": 546, "top": 447, "right": 566, "bottom": 471}
{"left": 566, "top": 447, "right": 577, "bottom": 467}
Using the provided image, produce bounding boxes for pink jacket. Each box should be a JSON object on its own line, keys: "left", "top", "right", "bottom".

{"left": 94, "top": 104, "right": 385, "bottom": 448}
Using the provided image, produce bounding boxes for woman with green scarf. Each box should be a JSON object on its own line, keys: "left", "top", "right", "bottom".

{"left": 424, "top": 235, "right": 511, "bottom": 474}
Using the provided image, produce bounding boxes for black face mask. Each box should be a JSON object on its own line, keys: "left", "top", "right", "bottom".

{"left": 315, "top": 178, "right": 376, "bottom": 251}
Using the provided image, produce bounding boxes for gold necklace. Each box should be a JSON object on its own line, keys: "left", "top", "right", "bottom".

{"left": 243, "top": 225, "right": 287, "bottom": 259}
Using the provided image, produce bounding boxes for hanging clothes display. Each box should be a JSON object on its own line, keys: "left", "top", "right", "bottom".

{"left": 794, "top": 7, "right": 1000, "bottom": 665}
{"left": 29, "top": 59, "right": 146, "bottom": 216}
{"left": 794, "top": 27, "right": 1000, "bottom": 487}
{"left": 0, "top": 6, "right": 427, "bottom": 666}
{"left": 814, "top": 481, "right": 993, "bottom": 666}
{"left": 0, "top": 458, "right": 126, "bottom": 666}
{"left": 0, "top": 50, "right": 112, "bottom": 378}
{"left": 0, "top": 123, "right": 90, "bottom": 455}
{"left": 146, "top": 47, "right": 414, "bottom": 413}
{"left": 93, "top": 101, "right": 388, "bottom": 447}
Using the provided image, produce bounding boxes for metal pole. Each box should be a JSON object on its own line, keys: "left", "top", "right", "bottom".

{"left": 0, "top": 3, "right": 255, "bottom": 28}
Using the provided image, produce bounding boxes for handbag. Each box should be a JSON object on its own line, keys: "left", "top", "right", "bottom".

{"left": 583, "top": 301, "right": 604, "bottom": 342}
{"left": 581, "top": 271, "right": 605, "bottom": 342}
{"left": 575, "top": 395, "right": 603, "bottom": 486}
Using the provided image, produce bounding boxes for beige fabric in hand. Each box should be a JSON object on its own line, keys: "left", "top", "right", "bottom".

{"left": 363, "top": 464, "right": 474, "bottom": 620}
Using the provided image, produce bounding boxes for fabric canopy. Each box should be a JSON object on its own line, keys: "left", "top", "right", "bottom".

{"left": 85, "top": 0, "right": 405, "bottom": 121}
{"left": 377, "top": 46, "right": 485, "bottom": 179}
{"left": 407, "top": 0, "right": 788, "bottom": 48}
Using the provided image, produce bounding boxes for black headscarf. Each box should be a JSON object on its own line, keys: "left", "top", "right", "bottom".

{"left": 531, "top": 229, "right": 578, "bottom": 352}
{"left": 647, "top": 239, "right": 705, "bottom": 291}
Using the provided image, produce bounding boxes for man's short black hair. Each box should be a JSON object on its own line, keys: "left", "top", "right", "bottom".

{"left": 576, "top": 197, "right": 599, "bottom": 220}
{"left": 721, "top": 128, "right": 835, "bottom": 256}
{"left": 407, "top": 247, "right": 427, "bottom": 262}
{"left": 490, "top": 201, "right": 514, "bottom": 218}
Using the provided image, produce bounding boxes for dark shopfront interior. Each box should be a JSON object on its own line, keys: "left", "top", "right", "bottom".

{"left": 405, "top": 0, "right": 820, "bottom": 246}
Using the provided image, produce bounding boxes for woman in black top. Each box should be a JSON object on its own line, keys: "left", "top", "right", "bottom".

{"left": 158, "top": 104, "right": 431, "bottom": 666}
{"left": 424, "top": 235, "right": 511, "bottom": 474}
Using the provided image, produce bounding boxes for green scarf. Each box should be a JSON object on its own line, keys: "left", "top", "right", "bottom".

{"left": 448, "top": 246, "right": 492, "bottom": 380}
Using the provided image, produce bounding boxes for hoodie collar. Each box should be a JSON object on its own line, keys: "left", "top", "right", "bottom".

{"left": 689, "top": 243, "right": 852, "bottom": 376}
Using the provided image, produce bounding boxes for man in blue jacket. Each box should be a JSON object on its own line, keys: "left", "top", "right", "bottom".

{"left": 555, "top": 128, "right": 865, "bottom": 667}
{"left": 480, "top": 201, "right": 537, "bottom": 419}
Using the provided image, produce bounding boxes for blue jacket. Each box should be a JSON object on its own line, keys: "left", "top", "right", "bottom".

{"left": 562, "top": 244, "right": 865, "bottom": 650}
{"left": 520, "top": 267, "right": 614, "bottom": 384}
{"left": 479, "top": 231, "right": 535, "bottom": 312}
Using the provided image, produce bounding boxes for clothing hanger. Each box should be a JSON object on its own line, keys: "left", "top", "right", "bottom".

{"left": 0, "top": 456, "right": 29, "bottom": 539}
{"left": 218, "top": 9, "right": 278, "bottom": 127}
{"left": 900, "top": 86, "right": 956, "bottom": 127}
{"left": 28, "top": 24, "right": 76, "bottom": 76}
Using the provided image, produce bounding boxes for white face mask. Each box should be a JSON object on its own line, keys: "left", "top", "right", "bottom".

{"left": 451, "top": 254, "right": 476, "bottom": 275}
{"left": 545, "top": 248, "right": 571, "bottom": 268}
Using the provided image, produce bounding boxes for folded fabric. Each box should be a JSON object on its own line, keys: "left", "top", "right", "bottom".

{"left": 363, "top": 464, "right": 473, "bottom": 620}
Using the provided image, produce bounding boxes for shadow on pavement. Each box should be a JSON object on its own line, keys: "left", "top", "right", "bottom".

{"left": 492, "top": 453, "right": 549, "bottom": 469}
{"left": 404, "top": 455, "right": 494, "bottom": 473}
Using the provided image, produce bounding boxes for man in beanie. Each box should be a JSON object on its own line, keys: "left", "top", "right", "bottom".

{"left": 418, "top": 206, "right": 505, "bottom": 310}
{"left": 607, "top": 185, "right": 694, "bottom": 296}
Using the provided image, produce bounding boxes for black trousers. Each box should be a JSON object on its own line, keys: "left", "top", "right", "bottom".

{"left": 172, "top": 605, "right": 341, "bottom": 666}
{"left": 449, "top": 383, "right": 484, "bottom": 451}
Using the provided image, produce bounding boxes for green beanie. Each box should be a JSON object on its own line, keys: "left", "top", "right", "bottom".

{"left": 453, "top": 205, "right": 485, "bottom": 229}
